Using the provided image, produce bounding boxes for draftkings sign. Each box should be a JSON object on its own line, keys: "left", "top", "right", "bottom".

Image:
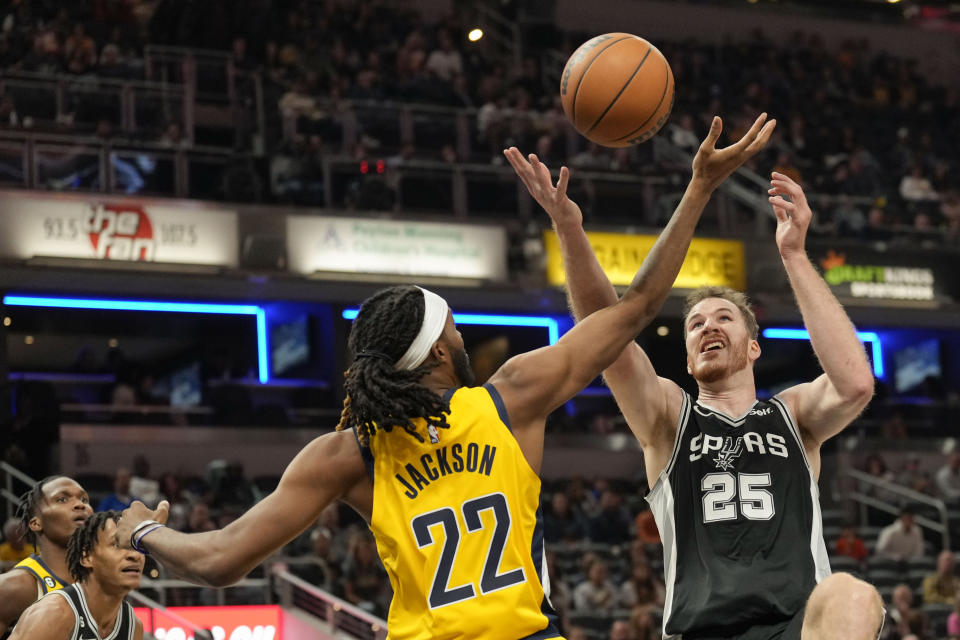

{"left": 544, "top": 231, "right": 745, "bottom": 290}
{"left": 813, "top": 243, "right": 957, "bottom": 305}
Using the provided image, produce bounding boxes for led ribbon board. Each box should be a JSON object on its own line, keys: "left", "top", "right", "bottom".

{"left": 342, "top": 309, "right": 560, "bottom": 345}
{"left": 3, "top": 295, "right": 269, "bottom": 383}
{"left": 761, "top": 327, "right": 883, "bottom": 378}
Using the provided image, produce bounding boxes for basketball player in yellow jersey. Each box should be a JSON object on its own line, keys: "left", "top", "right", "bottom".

{"left": 0, "top": 476, "right": 93, "bottom": 635}
{"left": 117, "top": 113, "right": 775, "bottom": 639}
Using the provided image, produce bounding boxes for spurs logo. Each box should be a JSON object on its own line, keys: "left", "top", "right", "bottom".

{"left": 713, "top": 436, "right": 743, "bottom": 471}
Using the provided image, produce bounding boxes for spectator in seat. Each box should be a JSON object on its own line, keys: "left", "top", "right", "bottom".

{"left": 567, "top": 627, "right": 588, "bottom": 640}
{"left": 425, "top": 29, "right": 462, "bottom": 82}
{"left": 609, "top": 619, "right": 632, "bottom": 640}
{"left": 619, "top": 560, "right": 665, "bottom": 608}
{"left": 900, "top": 165, "right": 939, "bottom": 203}
{"left": 0, "top": 518, "right": 30, "bottom": 565}
{"left": 184, "top": 502, "right": 216, "bottom": 534}
{"left": 876, "top": 505, "right": 924, "bottom": 561}
{"left": 291, "top": 526, "right": 341, "bottom": 594}
{"left": 573, "top": 559, "right": 619, "bottom": 612}
{"left": 887, "top": 582, "right": 924, "bottom": 640}
{"left": 97, "top": 468, "right": 132, "bottom": 512}
{"left": 588, "top": 489, "right": 632, "bottom": 545}
{"left": 834, "top": 524, "right": 868, "bottom": 563}
{"left": 634, "top": 507, "right": 661, "bottom": 545}
{"left": 923, "top": 550, "right": 958, "bottom": 605}
{"left": 947, "top": 591, "right": 960, "bottom": 639}
{"left": 543, "top": 491, "right": 587, "bottom": 543}
{"left": 936, "top": 453, "right": 960, "bottom": 503}
{"left": 129, "top": 454, "right": 160, "bottom": 507}
{"left": 630, "top": 604, "right": 659, "bottom": 640}
{"left": 342, "top": 531, "right": 390, "bottom": 617}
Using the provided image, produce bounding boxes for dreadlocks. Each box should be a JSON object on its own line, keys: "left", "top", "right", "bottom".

{"left": 336, "top": 285, "right": 452, "bottom": 446}
{"left": 16, "top": 475, "right": 64, "bottom": 552}
{"left": 66, "top": 511, "right": 119, "bottom": 583}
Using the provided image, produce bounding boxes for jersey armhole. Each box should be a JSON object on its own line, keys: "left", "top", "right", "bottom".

{"left": 647, "top": 391, "right": 691, "bottom": 497}
{"left": 483, "top": 383, "right": 512, "bottom": 431}
{"left": 48, "top": 590, "right": 80, "bottom": 639}
{"left": 352, "top": 427, "right": 375, "bottom": 481}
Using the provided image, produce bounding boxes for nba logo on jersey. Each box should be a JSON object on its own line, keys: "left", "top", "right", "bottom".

{"left": 713, "top": 436, "right": 743, "bottom": 471}
{"left": 427, "top": 424, "right": 440, "bottom": 444}
{"left": 44, "top": 576, "right": 56, "bottom": 589}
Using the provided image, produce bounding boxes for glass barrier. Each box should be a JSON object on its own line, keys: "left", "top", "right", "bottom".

{"left": 35, "top": 143, "right": 104, "bottom": 192}
{"left": 111, "top": 150, "right": 178, "bottom": 197}
{"left": 0, "top": 143, "right": 26, "bottom": 187}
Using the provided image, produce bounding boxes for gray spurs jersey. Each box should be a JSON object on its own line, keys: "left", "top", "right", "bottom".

{"left": 647, "top": 393, "right": 831, "bottom": 638}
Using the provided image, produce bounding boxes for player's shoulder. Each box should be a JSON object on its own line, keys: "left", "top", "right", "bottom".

{"left": 0, "top": 568, "right": 43, "bottom": 620}
{"left": 10, "top": 591, "right": 73, "bottom": 637}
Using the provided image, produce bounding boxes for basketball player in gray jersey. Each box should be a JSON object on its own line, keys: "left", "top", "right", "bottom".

{"left": 506, "top": 135, "right": 885, "bottom": 638}
{"left": 10, "top": 512, "right": 143, "bottom": 640}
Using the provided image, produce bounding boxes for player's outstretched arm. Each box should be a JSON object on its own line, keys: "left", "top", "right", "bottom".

{"left": 117, "top": 429, "right": 369, "bottom": 587}
{"left": 0, "top": 569, "right": 48, "bottom": 634}
{"left": 501, "top": 113, "right": 776, "bottom": 446}
{"left": 8, "top": 594, "right": 74, "bottom": 640}
{"left": 768, "top": 172, "right": 874, "bottom": 446}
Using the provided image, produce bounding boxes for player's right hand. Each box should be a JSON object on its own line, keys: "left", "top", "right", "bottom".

{"left": 117, "top": 500, "right": 170, "bottom": 548}
{"left": 503, "top": 147, "right": 583, "bottom": 230}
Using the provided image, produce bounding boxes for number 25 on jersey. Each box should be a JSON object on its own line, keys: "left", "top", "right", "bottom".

{"left": 701, "top": 472, "right": 776, "bottom": 524}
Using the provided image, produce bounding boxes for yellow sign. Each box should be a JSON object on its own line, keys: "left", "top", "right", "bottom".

{"left": 544, "top": 231, "right": 745, "bottom": 290}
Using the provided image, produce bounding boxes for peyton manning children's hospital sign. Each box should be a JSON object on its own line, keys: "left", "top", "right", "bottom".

{"left": 286, "top": 215, "right": 508, "bottom": 281}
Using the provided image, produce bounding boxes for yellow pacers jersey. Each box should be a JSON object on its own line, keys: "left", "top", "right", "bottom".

{"left": 362, "top": 384, "right": 561, "bottom": 640}
{"left": 13, "top": 554, "right": 67, "bottom": 598}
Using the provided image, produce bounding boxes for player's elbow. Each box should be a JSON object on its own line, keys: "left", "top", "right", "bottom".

{"left": 845, "top": 374, "right": 875, "bottom": 407}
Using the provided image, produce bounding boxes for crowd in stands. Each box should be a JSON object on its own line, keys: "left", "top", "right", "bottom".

{"left": 0, "top": 1, "right": 956, "bottom": 243}
{"left": 5, "top": 450, "right": 960, "bottom": 638}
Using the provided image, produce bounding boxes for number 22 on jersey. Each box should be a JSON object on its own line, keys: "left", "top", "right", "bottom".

{"left": 411, "top": 492, "right": 527, "bottom": 609}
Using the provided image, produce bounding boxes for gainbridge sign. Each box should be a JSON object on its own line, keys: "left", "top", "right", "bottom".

{"left": 133, "top": 605, "right": 282, "bottom": 640}
{"left": 0, "top": 191, "right": 238, "bottom": 266}
{"left": 544, "top": 230, "right": 745, "bottom": 290}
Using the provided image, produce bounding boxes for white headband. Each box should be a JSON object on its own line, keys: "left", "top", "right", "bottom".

{"left": 395, "top": 287, "right": 449, "bottom": 371}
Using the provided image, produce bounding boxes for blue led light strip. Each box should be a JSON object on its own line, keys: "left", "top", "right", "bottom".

{"left": 761, "top": 327, "right": 883, "bottom": 378}
{"left": 342, "top": 309, "right": 560, "bottom": 345}
{"left": 3, "top": 295, "right": 270, "bottom": 383}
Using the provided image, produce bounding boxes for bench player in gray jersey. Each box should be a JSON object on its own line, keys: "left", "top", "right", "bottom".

{"left": 10, "top": 512, "right": 143, "bottom": 640}
{"left": 506, "top": 134, "right": 884, "bottom": 638}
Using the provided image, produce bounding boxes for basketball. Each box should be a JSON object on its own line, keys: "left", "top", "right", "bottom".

{"left": 560, "top": 33, "right": 675, "bottom": 147}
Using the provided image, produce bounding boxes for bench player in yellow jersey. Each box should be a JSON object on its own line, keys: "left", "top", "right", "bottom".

{"left": 116, "top": 113, "right": 775, "bottom": 639}
{"left": 0, "top": 476, "right": 93, "bottom": 635}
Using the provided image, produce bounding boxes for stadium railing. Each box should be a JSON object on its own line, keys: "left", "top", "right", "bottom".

{"left": 272, "top": 564, "right": 388, "bottom": 640}
{"left": 0, "top": 461, "right": 36, "bottom": 522}
{"left": 841, "top": 467, "right": 950, "bottom": 550}
{"left": 128, "top": 589, "right": 214, "bottom": 640}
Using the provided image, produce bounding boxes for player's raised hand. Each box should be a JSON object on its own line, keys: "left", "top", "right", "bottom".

{"left": 503, "top": 147, "right": 583, "bottom": 230}
{"left": 117, "top": 500, "right": 170, "bottom": 549}
{"left": 692, "top": 113, "right": 776, "bottom": 192}
{"left": 768, "top": 171, "right": 812, "bottom": 259}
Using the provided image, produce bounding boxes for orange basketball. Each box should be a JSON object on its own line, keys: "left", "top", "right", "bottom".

{"left": 560, "top": 33, "right": 675, "bottom": 148}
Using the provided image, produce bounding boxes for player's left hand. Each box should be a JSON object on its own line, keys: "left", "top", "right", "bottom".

{"left": 768, "top": 171, "right": 812, "bottom": 259}
{"left": 117, "top": 500, "right": 170, "bottom": 549}
{"left": 692, "top": 112, "right": 776, "bottom": 192}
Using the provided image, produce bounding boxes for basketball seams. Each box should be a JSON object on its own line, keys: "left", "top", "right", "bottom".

{"left": 583, "top": 45, "right": 653, "bottom": 136}
{"left": 607, "top": 55, "right": 673, "bottom": 144}
{"left": 570, "top": 35, "right": 635, "bottom": 130}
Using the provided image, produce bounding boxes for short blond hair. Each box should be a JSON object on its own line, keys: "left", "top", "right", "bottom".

{"left": 682, "top": 286, "right": 758, "bottom": 340}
